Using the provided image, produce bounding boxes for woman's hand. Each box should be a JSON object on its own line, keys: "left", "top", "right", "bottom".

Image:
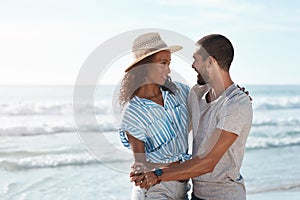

{"left": 130, "top": 171, "right": 160, "bottom": 190}
{"left": 131, "top": 161, "right": 150, "bottom": 174}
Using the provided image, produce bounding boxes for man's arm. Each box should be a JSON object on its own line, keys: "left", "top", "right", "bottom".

{"left": 161, "top": 130, "right": 237, "bottom": 181}
{"left": 132, "top": 129, "right": 238, "bottom": 187}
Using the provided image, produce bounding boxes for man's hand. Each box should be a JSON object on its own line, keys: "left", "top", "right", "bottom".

{"left": 237, "top": 84, "right": 252, "bottom": 101}
{"left": 130, "top": 171, "right": 145, "bottom": 185}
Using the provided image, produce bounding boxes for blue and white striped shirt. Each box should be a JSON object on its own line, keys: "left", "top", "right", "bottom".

{"left": 119, "top": 82, "right": 191, "bottom": 163}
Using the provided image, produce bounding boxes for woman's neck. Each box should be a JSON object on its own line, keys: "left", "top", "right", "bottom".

{"left": 136, "top": 83, "right": 164, "bottom": 106}
{"left": 136, "top": 83, "right": 161, "bottom": 99}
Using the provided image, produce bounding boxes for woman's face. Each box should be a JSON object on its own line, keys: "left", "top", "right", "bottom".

{"left": 145, "top": 50, "right": 171, "bottom": 85}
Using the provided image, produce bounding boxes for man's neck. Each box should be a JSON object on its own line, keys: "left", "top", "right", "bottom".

{"left": 207, "top": 75, "right": 233, "bottom": 102}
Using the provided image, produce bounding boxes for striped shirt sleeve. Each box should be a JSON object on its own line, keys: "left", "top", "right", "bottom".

{"left": 119, "top": 104, "right": 147, "bottom": 149}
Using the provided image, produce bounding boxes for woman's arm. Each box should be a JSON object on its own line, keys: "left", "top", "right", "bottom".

{"left": 126, "top": 132, "right": 150, "bottom": 173}
{"left": 127, "top": 132, "right": 169, "bottom": 171}
{"left": 127, "top": 132, "right": 146, "bottom": 163}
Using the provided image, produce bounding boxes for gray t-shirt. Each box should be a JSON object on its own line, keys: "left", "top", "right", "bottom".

{"left": 188, "top": 84, "right": 253, "bottom": 200}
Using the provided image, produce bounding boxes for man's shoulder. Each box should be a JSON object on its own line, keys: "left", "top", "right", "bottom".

{"left": 215, "top": 85, "right": 253, "bottom": 121}
{"left": 220, "top": 85, "right": 253, "bottom": 122}
{"left": 225, "top": 85, "right": 252, "bottom": 107}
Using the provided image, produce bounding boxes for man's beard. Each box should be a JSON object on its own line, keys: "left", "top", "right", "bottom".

{"left": 197, "top": 73, "right": 206, "bottom": 85}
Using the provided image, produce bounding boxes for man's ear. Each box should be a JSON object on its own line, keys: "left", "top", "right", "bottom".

{"left": 208, "top": 56, "right": 218, "bottom": 68}
{"left": 207, "top": 56, "right": 214, "bottom": 68}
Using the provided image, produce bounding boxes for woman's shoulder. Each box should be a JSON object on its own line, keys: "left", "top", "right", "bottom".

{"left": 122, "top": 97, "right": 149, "bottom": 116}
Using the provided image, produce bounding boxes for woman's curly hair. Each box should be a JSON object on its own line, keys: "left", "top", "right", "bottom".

{"left": 119, "top": 52, "right": 178, "bottom": 108}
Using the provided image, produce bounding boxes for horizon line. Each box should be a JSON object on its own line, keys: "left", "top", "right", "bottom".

{"left": 0, "top": 83, "right": 300, "bottom": 86}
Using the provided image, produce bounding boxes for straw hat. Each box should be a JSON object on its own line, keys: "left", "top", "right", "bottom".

{"left": 125, "top": 32, "right": 182, "bottom": 72}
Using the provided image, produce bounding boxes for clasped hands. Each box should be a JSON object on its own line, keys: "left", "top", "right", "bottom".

{"left": 129, "top": 162, "right": 160, "bottom": 190}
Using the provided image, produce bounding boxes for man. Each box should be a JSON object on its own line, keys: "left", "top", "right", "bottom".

{"left": 131, "top": 34, "right": 253, "bottom": 200}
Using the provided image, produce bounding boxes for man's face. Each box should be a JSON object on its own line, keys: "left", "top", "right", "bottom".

{"left": 192, "top": 48, "right": 209, "bottom": 85}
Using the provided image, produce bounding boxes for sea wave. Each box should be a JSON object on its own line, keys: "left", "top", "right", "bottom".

{"left": 254, "top": 96, "right": 300, "bottom": 110}
{"left": 0, "top": 152, "right": 98, "bottom": 171}
{"left": 0, "top": 122, "right": 118, "bottom": 136}
{"left": 0, "top": 148, "right": 82, "bottom": 157}
{"left": 248, "top": 183, "right": 300, "bottom": 194}
{"left": 0, "top": 101, "right": 111, "bottom": 116}
{"left": 246, "top": 134, "right": 300, "bottom": 150}
{"left": 0, "top": 148, "right": 131, "bottom": 171}
{"left": 252, "top": 118, "right": 300, "bottom": 127}
{"left": 2, "top": 123, "right": 300, "bottom": 150}
{"left": 0, "top": 126, "right": 75, "bottom": 136}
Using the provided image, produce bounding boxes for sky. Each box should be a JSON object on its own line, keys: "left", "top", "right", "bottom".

{"left": 0, "top": 0, "right": 300, "bottom": 85}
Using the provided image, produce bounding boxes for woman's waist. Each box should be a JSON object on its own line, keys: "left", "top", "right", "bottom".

{"left": 146, "top": 160, "right": 181, "bottom": 169}
{"left": 147, "top": 151, "right": 190, "bottom": 160}
{"left": 146, "top": 153, "right": 191, "bottom": 168}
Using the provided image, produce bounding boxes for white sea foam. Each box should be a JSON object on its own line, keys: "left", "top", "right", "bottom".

{"left": 0, "top": 121, "right": 118, "bottom": 136}
{"left": 254, "top": 96, "right": 300, "bottom": 110}
{"left": 248, "top": 183, "right": 300, "bottom": 194}
{"left": 0, "top": 101, "right": 111, "bottom": 116}
{"left": 0, "top": 152, "right": 98, "bottom": 171}
{"left": 252, "top": 117, "right": 300, "bottom": 127}
{"left": 0, "top": 146, "right": 132, "bottom": 171}
{"left": 246, "top": 135, "right": 300, "bottom": 149}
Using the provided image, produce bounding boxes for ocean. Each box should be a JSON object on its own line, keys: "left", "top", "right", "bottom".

{"left": 0, "top": 85, "right": 300, "bottom": 200}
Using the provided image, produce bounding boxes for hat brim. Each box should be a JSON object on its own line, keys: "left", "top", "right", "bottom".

{"left": 125, "top": 45, "right": 182, "bottom": 72}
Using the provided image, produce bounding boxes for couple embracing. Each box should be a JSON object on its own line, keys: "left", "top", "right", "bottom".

{"left": 118, "top": 32, "right": 252, "bottom": 200}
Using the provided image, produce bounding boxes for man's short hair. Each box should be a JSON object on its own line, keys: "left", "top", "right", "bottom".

{"left": 197, "top": 34, "right": 234, "bottom": 72}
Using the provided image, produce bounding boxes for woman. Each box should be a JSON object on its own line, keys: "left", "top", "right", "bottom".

{"left": 118, "top": 32, "right": 191, "bottom": 199}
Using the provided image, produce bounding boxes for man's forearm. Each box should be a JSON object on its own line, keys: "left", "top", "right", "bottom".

{"left": 160, "top": 156, "right": 217, "bottom": 181}
{"left": 160, "top": 130, "right": 238, "bottom": 182}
